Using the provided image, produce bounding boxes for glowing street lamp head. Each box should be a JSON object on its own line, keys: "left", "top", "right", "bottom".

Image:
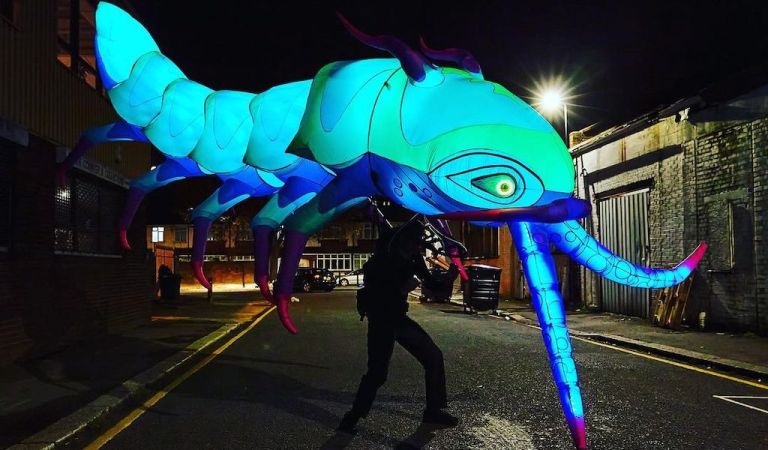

{"left": 540, "top": 89, "right": 564, "bottom": 112}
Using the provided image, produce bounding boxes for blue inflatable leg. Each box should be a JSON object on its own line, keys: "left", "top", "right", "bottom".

{"left": 250, "top": 170, "right": 336, "bottom": 301}
{"left": 57, "top": 121, "right": 148, "bottom": 186}
{"left": 508, "top": 220, "right": 587, "bottom": 450}
{"left": 120, "top": 157, "right": 204, "bottom": 250}
{"left": 190, "top": 168, "right": 280, "bottom": 290}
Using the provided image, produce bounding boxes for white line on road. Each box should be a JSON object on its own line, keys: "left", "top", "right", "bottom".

{"left": 713, "top": 395, "right": 768, "bottom": 414}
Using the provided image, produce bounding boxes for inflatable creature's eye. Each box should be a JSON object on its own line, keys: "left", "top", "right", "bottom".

{"left": 428, "top": 152, "right": 546, "bottom": 209}
{"left": 472, "top": 174, "right": 516, "bottom": 198}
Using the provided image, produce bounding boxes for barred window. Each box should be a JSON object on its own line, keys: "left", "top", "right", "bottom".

{"left": 55, "top": 174, "right": 124, "bottom": 254}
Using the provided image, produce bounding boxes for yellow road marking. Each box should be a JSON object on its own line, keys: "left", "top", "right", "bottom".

{"left": 86, "top": 306, "right": 276, "bottom": 450}
{"left": 518, "top": 322, "right": 768, "bottom": 391}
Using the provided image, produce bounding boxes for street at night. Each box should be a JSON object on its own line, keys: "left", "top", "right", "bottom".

{"left": 4, "top": 1, "right": 768, "bottom": 449}
{"left": 71, "top": 291, "right": 767, "bottom": 450}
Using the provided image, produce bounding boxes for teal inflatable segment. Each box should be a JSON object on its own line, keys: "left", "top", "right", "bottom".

{"left": 144, "top": 79, "right": 213, "bottom": 158}
{"left": 245, "top": 80, "right": 311, "bottom": 171}
{"left": 95, "top": 2, "right": 160, "bottom": 86}
{"left": 190, "top": 90, "right": 256, "bottom": 173}
{"left": 108, "top": 52, "right": 186, "bottom": 127}
{"left": 320, "top": 59, "right": 400, "bottom": 131}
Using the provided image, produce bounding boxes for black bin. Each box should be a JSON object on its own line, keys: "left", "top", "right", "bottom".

{"left": 463, "top": 264, "right": 501, "bottom": 312}
{"left": 159, "top": 273, "right": 181, "bottom": 300}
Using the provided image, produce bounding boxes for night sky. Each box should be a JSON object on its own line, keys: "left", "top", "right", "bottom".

{"left": 129, "top": 0, "right": 768, "bottom": 133}
{"left": 132, "top": 0, "right": 768, "bottom": 221}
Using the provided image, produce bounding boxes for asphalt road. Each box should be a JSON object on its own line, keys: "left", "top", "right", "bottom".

{"left": 85, "top": 291, "right": 768, "bottom": 449}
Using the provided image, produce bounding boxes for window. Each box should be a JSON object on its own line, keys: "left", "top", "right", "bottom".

{"left": 207, "top": 224, "right": 225, "bottom": 242}
{"left": 235, "top": 222, "right": 252, "bottom": 241}
{"left": 360, "top": 223, "right": 379, "bottom": 240}
{"left": 151, "top": 227, "right": 164, "bottom": 243}
{"left": 55, "top": 174, "right": 124, "bottom": 254}
{"left": 174, "top": 226, "right": 188, "bottom": 243}
{"left": 460, "top": 223, "right": 499, "bottom": 259}
{"left": 353, "top": 254, "right": 371, "bottom": 270}
{"left": 315, "top": 253, "right": 352, "bottom": 272}
{"left": 318, "top": 225, "right": 344, "bottom": 240}
{"left": 57, "top": 0, "right": 101, "bottom": 90}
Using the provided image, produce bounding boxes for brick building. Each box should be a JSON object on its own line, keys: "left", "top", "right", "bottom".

{"left": 0, "top": 0, "right": 153, "bottom": 363}
{"left": 571, "top": 73, "right": 768, "bottom": 333}
{"left": 145, "top": 200, "right": 527, "bottom": 300}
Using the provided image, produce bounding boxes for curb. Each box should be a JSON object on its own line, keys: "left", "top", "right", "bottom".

{"left": 498, "top": 311, "right": 768, "bottom": 382}
{"left": 9, "top": 308, "right": 271, "bottom": 450}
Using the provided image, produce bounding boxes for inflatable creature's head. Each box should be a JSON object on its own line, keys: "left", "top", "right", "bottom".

{"left": 340, "top": 15, "right": 585, "bottom": 224}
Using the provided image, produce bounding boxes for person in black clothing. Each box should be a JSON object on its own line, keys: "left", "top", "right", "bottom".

{"left": 338, "top": 220, "right": 459, "bottom": 435}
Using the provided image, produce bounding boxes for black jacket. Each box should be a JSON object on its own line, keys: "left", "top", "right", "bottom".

{"left": 360, "top": 252, "right": 456, "bottom": 320}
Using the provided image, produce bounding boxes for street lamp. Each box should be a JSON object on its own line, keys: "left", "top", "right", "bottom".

{"left": 535, "top": 87, "right": 570, "bottom": 146}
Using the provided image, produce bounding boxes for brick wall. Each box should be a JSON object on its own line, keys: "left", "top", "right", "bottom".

{"left": 576, "top": 100, "right": 768, "bottom": 333}
{"left": 0, "top": 134, "right": 152, "bottom": 364}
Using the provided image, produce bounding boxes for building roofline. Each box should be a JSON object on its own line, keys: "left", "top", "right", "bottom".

{"left": 569, "top": 64, "right": 768, "bottom": 158}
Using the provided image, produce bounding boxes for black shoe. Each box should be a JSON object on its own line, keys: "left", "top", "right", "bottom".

{"left": 422, "top": 408, "right": 459, "bottom": 427}
{"left": 337, "top": 412, "right": 360, "bottom": 435}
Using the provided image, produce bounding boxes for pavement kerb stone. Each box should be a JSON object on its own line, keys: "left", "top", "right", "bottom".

{"left": 9, "top": 310, "right": 268, "bottom": 450}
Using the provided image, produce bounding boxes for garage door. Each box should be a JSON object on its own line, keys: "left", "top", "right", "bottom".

{"left": 598, "top": 189, "right": 651, "bottom": 317}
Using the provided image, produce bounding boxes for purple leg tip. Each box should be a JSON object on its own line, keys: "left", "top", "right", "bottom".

{"left": 680, "top": 242, "right": 708, "bottom": 271}
{"left": 193, "top": 261, "right": 212, "bottom": 290}
{"left": 119, "top": 229, "right": 131, "bottom": 251}
{"left": 567, "top": 416, "right": 587, "bottom": 450}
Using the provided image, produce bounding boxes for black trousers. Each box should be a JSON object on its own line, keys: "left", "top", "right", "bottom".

{"left": 350, "top": 314, "right": 448, "bottom": 417}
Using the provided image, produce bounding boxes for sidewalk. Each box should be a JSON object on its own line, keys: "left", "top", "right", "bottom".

{"left": 445, "top": 291, "right": 768, "bottom": 380}
{"left": 0, "top": 291, "right": 270, "bottom": 448}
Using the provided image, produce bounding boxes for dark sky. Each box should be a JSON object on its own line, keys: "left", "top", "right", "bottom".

{"left": 128, "top": 0, "right": 768, "bottom": 133}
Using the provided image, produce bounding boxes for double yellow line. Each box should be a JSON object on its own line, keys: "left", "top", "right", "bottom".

{"left": 86, "top": 306, "right": 275, "bottom": 449}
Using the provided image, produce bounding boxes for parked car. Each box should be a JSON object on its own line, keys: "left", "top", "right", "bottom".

{"left": 292, "top": 268, "right": 336, "bottom": 293}
{"left": 336, "top": 269, "right": 364, "bottom": 287}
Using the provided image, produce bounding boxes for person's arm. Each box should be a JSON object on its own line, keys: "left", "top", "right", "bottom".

{"left": 419, "top": 258, "right": 459, "bottom": 291}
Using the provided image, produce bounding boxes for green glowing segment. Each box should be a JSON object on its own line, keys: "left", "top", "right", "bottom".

{"left": 288, "top": 60, "right": 399, "bottom": 167}
{"left": 472, "top": 174, "right": 516, "bottom": 198}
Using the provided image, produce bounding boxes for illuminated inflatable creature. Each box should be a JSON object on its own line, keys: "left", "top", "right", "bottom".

{"left": 58, "top": 3, "right": 707, "bottom": 448}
